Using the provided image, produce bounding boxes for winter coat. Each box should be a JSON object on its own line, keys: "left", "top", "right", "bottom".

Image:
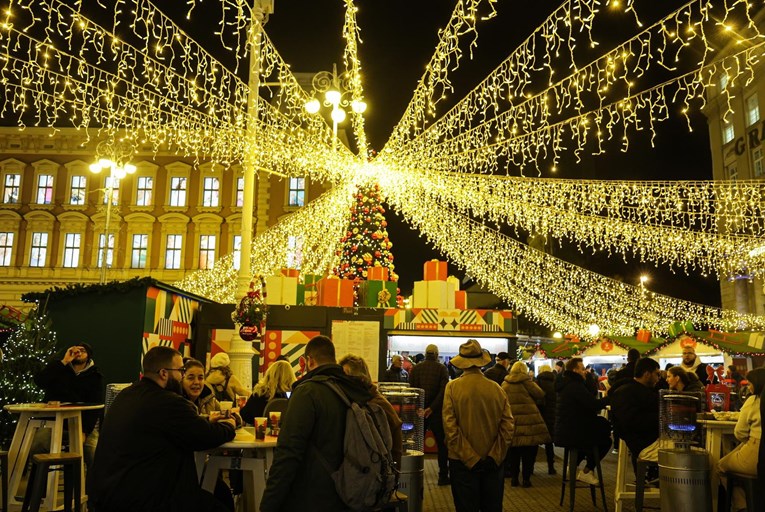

{"left": 34, "top": 359, "right": 105, "bottom": 433}
{"left": 610, "top": 380, "right": 659, "bottom": 455}
{"left": 205, "top": 368, "right": 250, "bottom": 402}
{"left": 554, "top": 371, "right": 608, "bottom": 448}
{"left": 483, "top": 363, "right": 508, "bottom": 386}
{"left": 90, "top": 378, "right": 235, "bottom": 512}
{"left": 382, "top": 366, "right": 409, "bottom": 383}
{"left": 259, "top": 364, "right": 374, "bottom": 512}
{"left": 184, "top": 383, "right": 221, "bottom": 416}
{"left": 442, "top": 368, "right": 515, "bottom": 468}
{"left": 535, "top": 371, "right": 557, "bottom": 436}
{"left": 240, "top": 391, "right": 288, "bottom": 425}
{"left": 502, "top": 373, "right": 551, "bottom": 447}
{"left": 409, "top": 357, "right": 449, "bottom": 415}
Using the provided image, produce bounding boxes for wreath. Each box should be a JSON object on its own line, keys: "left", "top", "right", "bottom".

{"left": 231, "top": 278, "right": 267, "bottom": 327}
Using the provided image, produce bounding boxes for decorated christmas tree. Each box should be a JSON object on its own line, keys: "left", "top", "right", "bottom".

{"left": 334, "top": 183, "right": 399, "bottom": 306}
{"left": 0, "top": 305, "right": 58, "bottom": 447}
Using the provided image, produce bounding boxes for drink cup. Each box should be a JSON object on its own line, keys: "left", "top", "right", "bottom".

{"left": 236, "top": 394, "right": 248, "bottom": 409}
{"left": 254, "top": 417, "right": 268, "bottom": 440}
{"left": 219, "top": 401, "right": 233, "bottom": 418}
{"left": 269, "top": 411, "right": 282, "bottom": 435}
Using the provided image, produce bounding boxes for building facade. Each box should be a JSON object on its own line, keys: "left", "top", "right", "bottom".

{"left": 704, "top": 49, "right": 765, "bottom": 316}
{"left": 0, "top": 127, "right": 329, "bottom": 310}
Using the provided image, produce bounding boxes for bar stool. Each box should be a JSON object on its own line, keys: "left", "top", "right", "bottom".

{"left": 21, "top": 453, "right": 81, "bottom": 512}
{"left": 723, "top": 472, "right": 763, "bottom": 512}
{"left": 634, "top": 458, "right": 659, "bottom": 512}
{"left": 1, "top": 450, "right": 8, "bottom": 512}
{"left": 559, "top": 446, "right": 609, "bottom": 512}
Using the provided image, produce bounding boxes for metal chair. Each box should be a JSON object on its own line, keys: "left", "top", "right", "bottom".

{"left": 559, "top": 446, "right": 608, "bottom": 512}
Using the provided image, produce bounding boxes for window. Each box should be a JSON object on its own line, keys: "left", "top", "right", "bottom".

{"left": 35, "top": 174, "right": 54, "bottom": 204}
{"left": 199, "top": 235, "right": 216, "bottom": 269}
{"left": 131, "top": 234, "right": 148, "bottom": 269}
{"left": 97, "top": 233, "right": 114, "bottom": 268}
{"left": 202, "top": 177, "right": 220, "bottom": 207}
{"left": 165, "top": 234, "right": 183, "bottom": 269}
{"left": 722, "top": 121, "right": 735, "bottom": 144}
{"left": 169, "top": 177, "right": 186, "bottom": 207}
{"left": 104, "top": 176, "right": 120, "bottom": 205}
{"left": 747, "top": 94, "right": 760, "bottom": 126}
{"left": 62, "top": 233, "right": 81, "bottom": 268}
{"left": 727, "top": 163, "right": 738, "bottom": 180}
{"left": 287, "top": 235, "right": 303, "bottom": 269}
{"left": 3, "top": 174, "right": 20, "bottom": 203}
{"left": 754, "top": 148, "right": 764, "bottom": 177}
{"left": 136, "top": 176, "right": 153, "bottom": 206}
{"left": 232, "top": 235, "right": 242, "bottom": 271}
{"left": 70, "top": 175, "right": 86, "bottom": 205}
{"left": 288, "top": 177, "right": 305, "bottom": 207}
{"left": 29, "top": 232, "right": 48, "bottom": 267}
{"left": 0, "top": 232, "right": 13, "bottom": 266}
{"left": 236, "top": 177, "right": 244, "bottom": 207}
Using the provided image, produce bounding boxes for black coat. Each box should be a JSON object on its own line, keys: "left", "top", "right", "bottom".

{"left": 260, "top": 364, "right": 374, "bottom": 512}
{"left": 240, "top": 391, "right": 288, "bottom": 425}
{"left": 610, "top": 380, "right": 659, "bottom": 455}
{"left": 381, "top": 366, "right": 409, "bottom": 383}
{"left": 33, "top": 360, "right": 104, "bottom": 433}
{"left": 483, "top": 363, "right": 508, "bottom": 386}
{"left": 536, "top": 371, "right": 557, "bottom": 435}
{"left": 554, "top": 371, "right": 608, "bottom": 448}
{"left": 89, "top": 378, "right": 235, "bottom": 512}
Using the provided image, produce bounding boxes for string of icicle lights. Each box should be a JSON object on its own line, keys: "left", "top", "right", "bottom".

{"left": 176, "top": 184, "right": 354, "bottom": 304}
{"left": 383, "top": 0, "right": 764, "bottom": 175}
{"left": 375, "top": 169, "right": 765, "bottom": 336}
{"left": 380, "top": 168, "right": 765, "bottom": 278}
{"left": 342, "top": 0, "right": 368, "bottom": 157}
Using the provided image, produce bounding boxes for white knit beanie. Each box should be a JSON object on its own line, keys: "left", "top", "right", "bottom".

{"left": 210, "top": 352, "right": 231, "bottom": 368}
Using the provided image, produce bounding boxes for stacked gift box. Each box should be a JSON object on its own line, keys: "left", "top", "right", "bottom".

{"left": 265, "top": 268, "right": 299, "bottom": 305}
{"left": 358, "top": 266, "right": 397, "bottom": 308}
{"left": 317, "top": 275, "right": 355, "bottom": 307}
{"left": 412, "top": 260, "right": 467, "bottom": 309}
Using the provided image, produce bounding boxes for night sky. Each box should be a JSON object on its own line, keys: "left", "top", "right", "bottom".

{"left": 175, "top": 1, "right": 723, "bottom": 311}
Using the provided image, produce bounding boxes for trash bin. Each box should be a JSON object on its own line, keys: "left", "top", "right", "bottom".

{"left": 658, "top": 449, "right": 712, "bottom": 512}
{"left": 398, "top": 450, "right": 424, "bottom": 512}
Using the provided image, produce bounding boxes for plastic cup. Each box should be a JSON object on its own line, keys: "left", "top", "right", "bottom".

{"left": 219, "top": 401, "right": 233, "bottom": 418}
{"left": 270, "top": 411, "right": 282, "bottom": 435}
{"left": 254, "top": 417, "right": 268, "bottom": 440}
{"left": 236, "top": 394, "right": 248, "bottom": 409}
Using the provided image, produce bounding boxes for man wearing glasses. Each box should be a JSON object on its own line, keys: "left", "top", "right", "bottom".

{"left": 90, "top": 346, "right": 236, "bottom": 512}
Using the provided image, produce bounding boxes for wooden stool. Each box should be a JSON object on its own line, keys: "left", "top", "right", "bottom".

{"left": 634, "top": 458, "right": 659, "bottom": 512}
{"left": 559, "top": 446, "right": 609, "bottom": 512}
{"left": 1, "top": 450, "right": 8, "bottom": 512}
{"left": 21, "top": 453, "right": 81, "bottom": 512}
{"left": 723, "top": 471, "right": 762, "bottom": 512}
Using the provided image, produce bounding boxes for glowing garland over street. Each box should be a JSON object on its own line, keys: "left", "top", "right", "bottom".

{"left": 341, "top": 0, "right": 368, "bottom": 156}
{"left": 377, "top": 168, "right": 765, "bottom": 336}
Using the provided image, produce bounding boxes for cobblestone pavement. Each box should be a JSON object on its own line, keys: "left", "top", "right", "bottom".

{"left": 419, "top": 447, "right": 648, "bottom": 512}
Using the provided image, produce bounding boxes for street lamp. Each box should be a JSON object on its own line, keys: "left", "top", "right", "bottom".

{"left": 89, "top": 139, "right": 136, "bottom": 284}
{"left": 304, "top": 63, "right": 367, "bottom": 150}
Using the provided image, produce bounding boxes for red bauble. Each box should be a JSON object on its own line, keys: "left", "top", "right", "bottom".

{"left": 239, "top": 324, "right": 259, "bottom": 342}
{"left": 363, "top": 207, "right": 369, "bottom": 214}
{"left": 382, "top": 221, "right": 387, "bottom": 227}
{"left": 375, "top": 251, "right": 381, "bottom": 257}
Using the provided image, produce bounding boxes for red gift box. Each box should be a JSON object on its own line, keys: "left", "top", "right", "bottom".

{"left": 636, "top": 329, "right": 651, "bottom": 343}
{"left": 455, "top": 290, "right": 467, "bottom": 309}
{"left": 280, "top": 268, "right": 300, "bottom": 278}
{"left": 317, "top": 277, "right": 354, "bottom": 307}
{"left": 367, "top": 266, "right": 389, "bottom": 281}
{"left": 423, "top": 259, "right": 448, "bottom": 281}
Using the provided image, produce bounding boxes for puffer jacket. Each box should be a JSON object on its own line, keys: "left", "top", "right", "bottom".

{"left": 205, "top": 368, "right": 250, "bottom": 402}
{"left": 186, "top": 383, "right": 221, "bottom": 416}
{"left": 502, "top": 372, "right": 551, "bottom": 447}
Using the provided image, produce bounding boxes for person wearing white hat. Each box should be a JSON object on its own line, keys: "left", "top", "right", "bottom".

{"left": 442, "top": 340, "right": 515, "bottom": 512}
{"left": 205, "top": 352, "right": 250, "bottom": 402}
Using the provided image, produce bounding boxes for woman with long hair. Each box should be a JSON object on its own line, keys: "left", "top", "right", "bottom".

{"left": 181, "top": 358, "right": 220, "bottom": 415}
{"left": 718, "top": 367, "right": 764, "bottom": 512}
{"left": 240, "top": 360, "right": 296, "bottom": 425}
{"left": 666, "top": 365, "right": 704, "bottom": 392}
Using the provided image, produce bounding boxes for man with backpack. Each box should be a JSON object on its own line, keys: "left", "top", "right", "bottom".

{"left": 261, "top": 335, "right": 388, "bottom": 512}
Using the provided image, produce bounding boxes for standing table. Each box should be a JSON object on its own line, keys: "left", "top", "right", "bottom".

{"left": 698, "top": 419, "right": 737, "bottom": 512}
{"left": 195, "top": 430, "right": 277, "bottom": 512}
{"left": 3, "top": 403, "right": 103, "bottom": 511}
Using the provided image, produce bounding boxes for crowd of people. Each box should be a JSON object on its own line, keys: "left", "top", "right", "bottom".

{"left": 27, "top": 338, "right": 764, "bottom": 512}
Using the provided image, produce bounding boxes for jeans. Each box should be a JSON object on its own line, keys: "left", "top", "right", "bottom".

{"left": 426, "top": 414, "right": 449, "bottom": 476}
{"left": 577, "top": 416, "right": 613, "bottom": 470}
{"left": 449, "top": 458, "right": 504, "bottom": 512}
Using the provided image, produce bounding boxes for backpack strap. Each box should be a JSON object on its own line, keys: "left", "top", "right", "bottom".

{"left": 310, "top": 378, "right": 351, "bottom": 474}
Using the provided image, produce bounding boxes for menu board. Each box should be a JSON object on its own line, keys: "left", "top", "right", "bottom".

{"left": 331, "top": 320, "right": 381, "bottom": 382}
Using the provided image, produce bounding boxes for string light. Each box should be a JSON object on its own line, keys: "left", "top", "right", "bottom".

{"left": 341, "top": 0, "right": 369, "bottom": 156}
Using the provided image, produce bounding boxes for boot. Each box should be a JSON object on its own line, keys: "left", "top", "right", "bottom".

{"left": 548, "top": 461, "right": 557, "bottom": 475}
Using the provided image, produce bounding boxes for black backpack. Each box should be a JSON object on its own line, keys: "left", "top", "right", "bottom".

{"left": 315, "top": 379, "right": 398, "bottom": 511}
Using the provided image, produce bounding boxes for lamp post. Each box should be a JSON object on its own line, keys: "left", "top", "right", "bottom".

{"left": 89, "top": 139, "right": 136, "bottom": 284}
{"left": 304, "top": 63, "right": 367, "bottom": 150}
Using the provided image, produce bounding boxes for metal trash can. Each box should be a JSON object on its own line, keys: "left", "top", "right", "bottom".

{"left": 658, "top": 449, "right": 712, "bottom": 512}
{"left": 398, "top": 450, "right": 424, "bottom": 512}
